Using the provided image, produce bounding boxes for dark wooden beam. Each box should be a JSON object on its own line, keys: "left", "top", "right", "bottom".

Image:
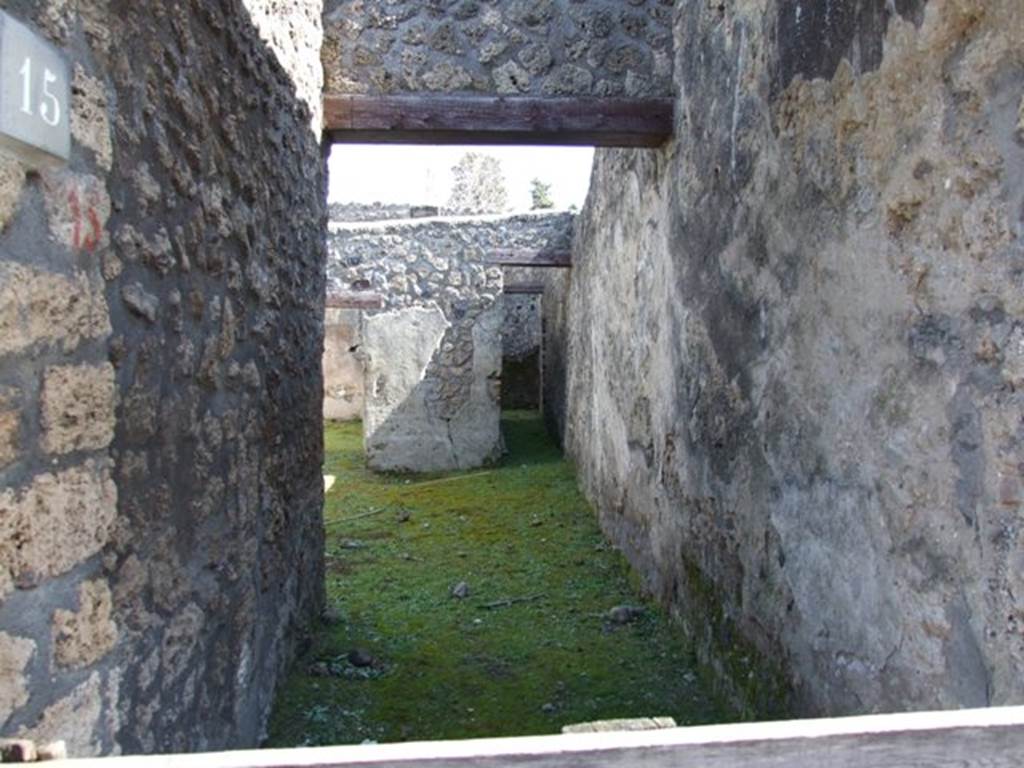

{"left": 326, "top": 292, "right": 384, "bottom": 310}
{"left": 485, "top": 249, "right": 572, "bottom": 268}
{"left": 504, "top": 283, "right": 546, "bottom": 295}
{"left": 324, "top": 94, "right": 673, "bottom": 148}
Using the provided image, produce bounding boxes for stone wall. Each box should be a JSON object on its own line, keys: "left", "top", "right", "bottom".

{"left": 329, "top": 212, "right": 573, "bottom": 471}
{"left": 329, "top": 202, "right": 439, "bottom": 224}
{"left": 538, "top": 270, "right": 571, "bottom": 445}
{"left": 502, "top": 266, "right": 573, "bottom": 435}
{"left": 0, "top": 0, "right": 325, "bottom": 754}
{"left": 566, "top": 0, "right": 1024, "bottom": 716}
{"left": 323, "top": 308, "right": 364, "bottom": 422}
{"left": 322, "top": 0, "right": 673, "bottom": 98}
{"left": 501, "top": 294, "right": 543, "bottom": 410}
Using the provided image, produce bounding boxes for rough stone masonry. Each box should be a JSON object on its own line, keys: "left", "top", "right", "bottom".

{"left": 565, "top": 0, "right": 1024, "bottom": 716}
{"left": 328, "top": 211, "right": 573, "bottom": 472}
{"left": 2, "top": 0, "right": 1023, "bottom": 758}
{"left": 0, "top": 0, "right": 325, "bottom": 754}
{"left": 322, "top": 0, "right": 674, "bottom": 98}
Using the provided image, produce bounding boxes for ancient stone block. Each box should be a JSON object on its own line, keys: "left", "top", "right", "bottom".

{"left": 566, "top": 0, "right": 1024, "bottom": 717}
{"left": 40, "top": 363, "right": 116, "bottom": 455}
{"left": 0, "top": 408, "right": 18, "bottom": 468}
{"left": 71, "top": 65, "right": 112, "bottom": 172}
{"left": 541, "top": 63, "right": 593, "bottom": 95}
{"left": 494, "top": 60, "right": 531, "bottom": 94}
{"left": 0, "top": 461, "right": 117, "bottom": 596}
{"left": 52, "top": 580, "right": 117, "bottom": 669}
{"left": 0, "top": 157, "right": 25, "bottom": 232}
{"left": 0, "top": 264, "right": 110, "bottom": 357}
{"left": 17, "top": 672, "right": 104, "bottom": 758}
{"left": 519, "top": 42, "right": 553, "bottom": 75}
{"left": 0, "top": 633, "right": 35, "bottom": 728}
{"left": 121, "top": 283, "right": 158, "bottom": 324}
{"left": 422, "top": 61, "right": 473, "bottom": 91}
{"left": 362, "top": 305, "right": 454, "bottom": 471}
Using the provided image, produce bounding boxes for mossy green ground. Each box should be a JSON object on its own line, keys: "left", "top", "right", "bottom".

{"left": 266, "top": 412, "right": 737, "bottom": 746}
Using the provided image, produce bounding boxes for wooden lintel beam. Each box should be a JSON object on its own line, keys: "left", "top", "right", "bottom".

{"left": 326, "top": 292, "right": 384, "bottom": 310}
{"left": 504, "top": 283, "right": 546, "bottom": 295}
{"left": 324, "top": 94, "right": 674, "bottom": 148}
{"left": 486, "top": 250, "right": 572, "bottom": 268}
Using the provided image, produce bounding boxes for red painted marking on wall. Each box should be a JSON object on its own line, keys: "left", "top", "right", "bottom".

{"left": 67, "top": 186, "right": 103, "bottom": 253}
{"left": 68, "top": 187, "right": 82, "bottom": 250}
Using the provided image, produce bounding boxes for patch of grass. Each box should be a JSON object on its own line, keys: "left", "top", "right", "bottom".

{"left": 265, "top": 412, "right": 739, "bottom": 747}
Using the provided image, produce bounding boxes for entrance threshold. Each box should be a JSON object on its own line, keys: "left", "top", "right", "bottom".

{"left": 52, "top": 706, "right": 1024, "bottom": 768}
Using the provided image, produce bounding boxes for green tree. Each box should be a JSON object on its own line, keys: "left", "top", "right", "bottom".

{"left": 529, "top": 178, "right": 555, "bottom": 210}
{"left": 445, "top": 152, "right": 509, "bottom": 215}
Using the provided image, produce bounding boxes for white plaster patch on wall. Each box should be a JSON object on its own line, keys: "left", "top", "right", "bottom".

{"left": 362, "top": 304, "right": 456, "bottom": 471}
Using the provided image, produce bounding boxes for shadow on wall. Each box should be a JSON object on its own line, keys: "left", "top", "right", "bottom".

{"left": 0, "top": 0, "right": 325, "bottom": 756}
{"left": 501, "top": 294, "right": 543, "bottom": 411}
{"left": 324, "top": 308, "right": 365, "bottom": 421}
{"left": 359, "top": 302, "right": 504, "bottom": 473}
{"left": 502, "top": 352, "right": 542, "bottom": 411}
{"left": 565, "top": 0, "right": 1024, "bottom": 719}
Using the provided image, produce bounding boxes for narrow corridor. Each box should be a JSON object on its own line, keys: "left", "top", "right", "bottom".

{"left": 266, "top": 413, "right": 736, "bottom": 746}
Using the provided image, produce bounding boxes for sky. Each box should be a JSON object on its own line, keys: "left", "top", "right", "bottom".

{"left": 327, "top": 145, "right": 595, "bottom": 212}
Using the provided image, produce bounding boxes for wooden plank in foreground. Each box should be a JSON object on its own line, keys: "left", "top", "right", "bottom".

{"left": 504, "top": 283, "right": 546, "bottom": 295}
{"left": 53, "top": 706, "right": 1024, "bottom": 768}
{"left": 323, "top": 95, "right": 674, "bottom": 148}
{"left": 562, "top": 717, "right": 677, "bottom": 734}
{"left": 326, "top": 292, "right": 384, "bottom": 310}
{"left": 486, "top": 250, "right": 572, "bottom": 268}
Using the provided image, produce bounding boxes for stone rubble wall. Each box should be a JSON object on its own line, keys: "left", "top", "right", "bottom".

{"left": 566, "top": 0, "right": 1024, "bottom": 716}
{"left": 329, "top": 202, "right": 440, "bottom": 224}
{"left": 328, "top": 212, "right": 573, "bottom": 469}
{"left": 0, "top": 0, "right": 326, "bottom": 755}
{"left": 322, "top": 0, "right": 673, "bottom": 98}
{"left": 502, "top": 294, "right": 543, "bottom": 363}
{"left": 536, "top": 269, "right": 572, "bottom": 445}
{"left": 502, "top": 266, "right": 572, "bottom": 432}
{"left": 500, "top": 293, "right": 543, "bottom": 410}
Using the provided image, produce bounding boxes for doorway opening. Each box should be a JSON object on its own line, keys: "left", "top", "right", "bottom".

{"left": 321, "top": 144, "right": 588, "bottom": 472}
{"left": 267, "top": 144, "right": 744, "bottom": 746}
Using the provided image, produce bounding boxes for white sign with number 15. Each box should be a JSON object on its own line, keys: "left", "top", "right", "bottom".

{"left": 0, "top": 11, "right": 70, "bottom": 167}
